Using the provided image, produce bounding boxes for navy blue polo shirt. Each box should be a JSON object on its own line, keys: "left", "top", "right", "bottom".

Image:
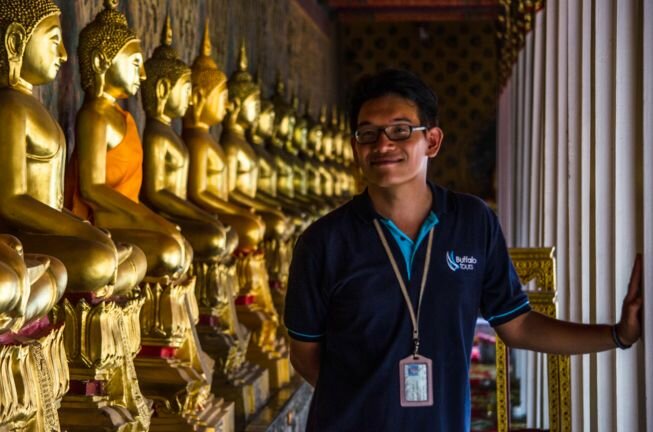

{"left": 284, "top": 182, "right": 530, "bottom": 431}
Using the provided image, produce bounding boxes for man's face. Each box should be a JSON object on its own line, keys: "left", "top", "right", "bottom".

{"left": 352, "top": 94, "right": 443, "bottom": 189}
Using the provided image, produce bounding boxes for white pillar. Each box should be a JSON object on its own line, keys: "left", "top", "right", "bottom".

{"left": 594, "top": 2, "right": 617, "bottom": 430}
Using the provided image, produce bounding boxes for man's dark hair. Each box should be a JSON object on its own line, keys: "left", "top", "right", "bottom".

{"left": 348, "top": 69, "right": 439, "bottom": 133}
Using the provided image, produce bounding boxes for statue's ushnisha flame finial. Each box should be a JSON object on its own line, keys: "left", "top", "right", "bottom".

{"left": 161, "top": 13, "right": 173, "bottom": 46}
{"left": 104, "top": 0, "right": 119, "bottom": 10}
{"left": 201, "top": 18, "right": 212, "bottom": 57}
{"left": 238, "top": 39, "right": 248, "bottom": 72}
{"left": 275, "top": 70, "right": 285, "bottom": 95}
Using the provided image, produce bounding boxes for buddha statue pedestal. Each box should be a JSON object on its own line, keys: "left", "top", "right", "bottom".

{"left": 56, "top": 293, "right": 151, "bottom": 432}
{"left": 234, "top": 250, "right": 290, "bottom": 390}
{"left": 0, "top": 316, "right": 68, "bottom": 431}
{"left": 191, "top": 258, "right": 270, "bottom": 429}
{"left": 134, "top": 275, "right": 234, "bottom": 432}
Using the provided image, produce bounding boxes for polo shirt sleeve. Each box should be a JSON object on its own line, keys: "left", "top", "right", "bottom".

{"left": 283, "top": 232, "right": 328, "bottom": 342}
{"left": 479, "top": 206, "right": 531, "bottom": 327}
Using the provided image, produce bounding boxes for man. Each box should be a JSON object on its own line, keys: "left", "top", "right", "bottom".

{"left": 283, "top": 69, "right": 642, "bottom": 431}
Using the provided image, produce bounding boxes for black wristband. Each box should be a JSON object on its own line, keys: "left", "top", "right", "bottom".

{"left": 611, "top": 324, "right": 632, "bottom": 350}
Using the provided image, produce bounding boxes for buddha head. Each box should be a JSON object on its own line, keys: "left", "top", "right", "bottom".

{"left": 318, "top": 105, "right": 331, "bottom": 161}
{"left": 256, "top": 99, "right": 276, "bottom": 141}
{"left": 271, "top": 73, "right": 296, "bottom": 148}
{"left": 227, "top": 40, "right": 260, "bottom": 128}
{"left": 142, "top": 16, "right": 191, "bottom": 122}
{"left": 184, "top": 20, "right": 228, "bottom": 128}
{"left": 306, "top": 106, "right": 323, "bottom": 158}
{"left": 78, "top": 0, "right": 145, "bottom": 99}
{"left": 0, "top": 0, "right": 67, "bottom": 89}
{"left": 292, "top": 95, "right": 309, "bottom": 155}
{"left": 331, "top": 108, "right": 343, "bottom": 162}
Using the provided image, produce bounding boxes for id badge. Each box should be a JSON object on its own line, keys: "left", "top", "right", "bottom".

{"left": 399, "top": 354, "right": 433, "bottom": 407}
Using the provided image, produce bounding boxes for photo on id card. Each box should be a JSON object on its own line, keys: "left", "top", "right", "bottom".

{"left": 399, "top": 354, "right": 433, "bottom": 407}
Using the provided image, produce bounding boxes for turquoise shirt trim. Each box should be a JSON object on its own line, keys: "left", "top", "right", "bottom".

{"left": 379, "top": 211, "right": 439, "bottom": 280}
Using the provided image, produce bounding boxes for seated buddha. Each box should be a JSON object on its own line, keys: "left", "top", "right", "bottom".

{"left": 68, "top": 0, "right": 191, "bottom": 282}
{"left": 0, "top": 234, "right": 66, "bottom": 334}
{"left": 316, "top": 106, "right": 337, "bottom": 205}
{"left": 298, "top": 103, "right": 328, "bottom": 209}
{"left": 141, "top": 17, "right": 229, "bottom": 263}
{"left": 221, "top": 42, "right": 293, "bottom": 244}
{"left": 254, "top": 86, "right": 308, "bottom": 222}
{"left": 0, "top": 0, "right": 145, "bottom": 300}
{"left": 288, "top": 94, "right": 320, "bottom": 216}
{"left": 183, "top": 24, "right": 264, "bottom": 253}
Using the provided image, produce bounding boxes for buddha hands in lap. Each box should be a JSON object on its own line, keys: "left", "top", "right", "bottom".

{"left": 183, "top": 23, "right": 263, "bottom": 254}
{"left": 140, "top": 17, "right": 228, "bottom": 263}
{"left": 70, "top": 0, "right": 191, "bottom": 281}
{"left": 0, "top": 0, "right": 143, "bottom": 299}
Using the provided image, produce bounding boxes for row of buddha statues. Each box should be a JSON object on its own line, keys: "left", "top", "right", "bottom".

{"left": 0, "top": 0, "right": 356, "bottom": 430}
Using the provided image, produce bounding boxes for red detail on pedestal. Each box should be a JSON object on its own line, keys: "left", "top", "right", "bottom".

{"left": 235, "top": 294, "right": 255, "bottom": 305}
{"left": 138, "top": 345, "right": 178, "bottom": 359}
{"left": 199, "top": 314, "right": 219, "bottom": 327}
{"left": 0, "top": 316, "right": 55, "bottom": 344}
{"left": 64, "top": 291, "right": 103, "bottom": 306}
{"left": 270, "top": 280, "right": 283, "bottom": 290}
{"left": 69, "top": 379, "right": 106, "bottom": 396}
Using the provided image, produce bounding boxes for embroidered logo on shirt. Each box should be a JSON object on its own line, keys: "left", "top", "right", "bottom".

{"left": 446, "top": 251, "right": 477, "bottom": 271}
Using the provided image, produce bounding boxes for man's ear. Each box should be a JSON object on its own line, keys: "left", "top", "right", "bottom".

{"left": 425, "top": 127, "right": 444, "bottom": 158}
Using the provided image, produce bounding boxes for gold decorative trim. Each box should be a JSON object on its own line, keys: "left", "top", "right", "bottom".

{"left": 495, "top": 247, "right": 571, "bottom": 431}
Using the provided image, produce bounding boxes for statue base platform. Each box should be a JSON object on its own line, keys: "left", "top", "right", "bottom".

{"left": 244, "top": 376, "right": 312, "bottom": 432}
{"left": 196, "top": 323, "right": 271, "bottom": 430}
{"left": 148, "top": 396, "right": 234, "bottom": 432}
{"left": 247, "top": 347, "right": 290, "bottom": 390}
{"left": 58, "top": 392, "right": 149, "bottom": 432}
{"left": 211, "top": 362, "right": 270, "bottom": 431}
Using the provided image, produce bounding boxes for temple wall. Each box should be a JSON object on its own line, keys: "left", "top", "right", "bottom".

{"left": 35, "top": 0, "right": 338, "bottom": 155}
{"left": 340, "top": 20, "right": 498, "bottom": 198}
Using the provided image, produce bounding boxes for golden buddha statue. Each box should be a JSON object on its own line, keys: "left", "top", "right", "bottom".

{"left": 144, "top": 19, "right": 265, "bottom": 426}
{"left": 222, "top": 41, "right": 291, "bottom": 389}
{"left": 0, "top": 234, "right": 66, "bottom": 334}
{"left": 69, "top": 1, "right": 190, "bottom": 282}
{"left": 182, "top": 24, "right": 270, "bottom": 424}
{"left": 255, "top": 83, "right": 307, "bottom": 230}
{"left": 314, "top": 106, "right": 337, "bottom": 207}
{"left": 329, "top": 109, "right": 347, "bottom": 201}
{"left": 0, "top": 1, "right": 145, "bottom": 428}
{"left": 299, "top": 102, "right": 329, "bottom": 212}
{"left": 289, "top": 94, "right": 321, "bottom": 215}
{"left": 141, "top": 17, "right": 228, "bottom": 263}
{"left": 339, "top": 112, "right": 359, "bottom": 196}
{"left": 71, "top": 3, "right": 232, "bottom": 430}
{"left": 0, "top": 234, "right": 69, "bottom": 430}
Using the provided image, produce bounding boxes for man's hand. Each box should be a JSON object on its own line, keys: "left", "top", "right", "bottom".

{"left": 616, "top": 254, "right": 643, "bottom": 346}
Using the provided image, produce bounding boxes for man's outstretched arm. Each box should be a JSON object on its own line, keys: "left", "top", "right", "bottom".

{"left": 495, "top": 254, "right": 643, "bottom": 354}
{"left": 289, "top": 340, "right": 321, "bottom": 387}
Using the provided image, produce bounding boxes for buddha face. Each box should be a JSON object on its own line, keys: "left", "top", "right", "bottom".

{"left": 308, "top": 126, "right": 322, "bottom": 156}
{"left": 199, "top": 82, "right": 227, "bottom": 126}
{"left": 104, "top": 40, "right": 146, "bottom": 98}
{"left": 258, "top": 107, "right": 275, "bottom": 138}
{"left": 20, "top": 15, "right": 67, "bottom": 85}
{"left": 165, "top": 72, "right": 192, "bottom": 118}
{"left": 240, "top": 92, "right": 260, "bottom": 125}
{"left": 293, "top": 122, "right": 308, "bottom": 153}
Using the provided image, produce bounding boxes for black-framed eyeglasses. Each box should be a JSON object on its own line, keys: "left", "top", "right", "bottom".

{"left": 353, "top": 124, "right": 428, "bottom": 144}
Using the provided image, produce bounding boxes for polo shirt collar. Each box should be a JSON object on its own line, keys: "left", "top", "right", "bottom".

{"left": 352, "top": 180, "right": 450, "bottom": 223}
